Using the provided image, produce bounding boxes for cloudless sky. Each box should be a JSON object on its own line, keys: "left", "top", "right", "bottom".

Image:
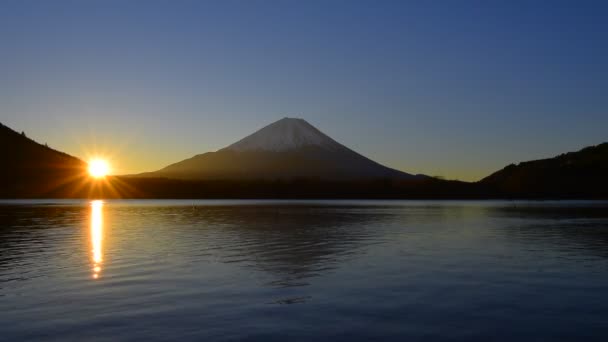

{"left": 1, "top": 0, "right": 607, "bottom": 181}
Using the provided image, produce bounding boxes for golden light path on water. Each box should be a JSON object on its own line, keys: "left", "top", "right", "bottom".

{"left": 91, "top": 200, "right": 104, "bottom": 279}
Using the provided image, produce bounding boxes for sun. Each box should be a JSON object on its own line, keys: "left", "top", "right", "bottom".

{"left": 88, "top": 159, "right": 110, "bottom": 178}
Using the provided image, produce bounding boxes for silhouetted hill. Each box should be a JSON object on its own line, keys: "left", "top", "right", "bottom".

{"left": 136, "top": 118, "right": 421, "bottom": 180}
{"left": 0, "top": 122, "right": 87, "bottom": 198}
{"left": 480, "top": 143, "right": 608, "bottom": 198}
{"left": 114, "top": 176, "right": 481, "bottom": 199}
{"left": 2, "top": 120, "right": 606, "bottom": 199}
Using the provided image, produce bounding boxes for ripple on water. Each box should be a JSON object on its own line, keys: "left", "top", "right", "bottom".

{"left": 1, "top": 200, "right": 608, "bottom": 341}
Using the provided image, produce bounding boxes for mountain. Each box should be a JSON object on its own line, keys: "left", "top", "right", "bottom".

{"left": 3, "top": 118, "right": 605, "bottom": 199}
{"left": 137, "top": 117, "right": 420, "bottom": 180}
{"left": 0, "top": 122, "right": 87, "bottom": 197}
{"left": 480, "top": 142, "right": 608, "bottom": 198}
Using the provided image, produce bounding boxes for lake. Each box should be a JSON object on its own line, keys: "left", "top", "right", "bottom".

{"left": 1, "top": 200, "right": 608, "bottom": 341}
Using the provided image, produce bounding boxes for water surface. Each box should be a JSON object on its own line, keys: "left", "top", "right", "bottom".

{"left": 1, "top": 200, "right": 608, "bottom": 341}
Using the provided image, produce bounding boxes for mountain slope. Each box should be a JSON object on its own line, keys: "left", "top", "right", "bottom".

{"left": 480, "top": 143, "right": 608, "bottom": 197}
{"left": 138, "top": 118, "right": 419, "bottom": 180}
{"left": 0, "top": 122, "right": 87, "bottom": 197}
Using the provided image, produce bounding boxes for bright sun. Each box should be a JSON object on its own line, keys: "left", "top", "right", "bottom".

{"left": 88, "top": 159, "right": 110, "bottom": 178}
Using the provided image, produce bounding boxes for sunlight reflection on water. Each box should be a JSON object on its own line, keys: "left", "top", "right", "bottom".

{"left": 91, "top": 200, "right": 103, "bottom": 279}
{"left": 1, "top": 200, "right": 608, "bottom": 341}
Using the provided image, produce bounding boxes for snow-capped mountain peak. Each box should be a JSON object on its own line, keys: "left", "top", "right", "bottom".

{"left": 139, "top": 116, "right": 417, "bottom": 180}
{"left": 223, "top": 117, "right": 344, "bottom": 152}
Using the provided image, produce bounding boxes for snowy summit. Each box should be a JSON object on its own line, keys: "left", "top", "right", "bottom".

{"left": 223, "top": 117, "right": 344, "bottom": 152}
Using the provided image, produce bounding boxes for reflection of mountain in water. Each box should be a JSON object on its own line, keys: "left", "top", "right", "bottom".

{"left": 165, "top": 204, "right": 394, "bottom": 287}
{"left": 3, "top": 201, "right": 608, "bottom": 292}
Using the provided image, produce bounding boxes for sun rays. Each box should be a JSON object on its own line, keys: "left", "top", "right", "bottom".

{"left": 88, "top": 159, "right": 110, "bottom": 178}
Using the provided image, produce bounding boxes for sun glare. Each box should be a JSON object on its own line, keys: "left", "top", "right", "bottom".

{"left": 88, "top": 159, "right": 110, "bottom": 178}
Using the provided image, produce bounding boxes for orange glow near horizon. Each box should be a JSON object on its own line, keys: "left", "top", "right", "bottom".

{"left": 88, "top": 159, "right": 110, "bottom": 178}
{"left": 91, "top": 200, "right": 104, "bottom": 279}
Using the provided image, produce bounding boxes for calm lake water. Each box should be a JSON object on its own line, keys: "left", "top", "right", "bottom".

{"left": 1, "top": 200, "right": 608, "bottom": 341}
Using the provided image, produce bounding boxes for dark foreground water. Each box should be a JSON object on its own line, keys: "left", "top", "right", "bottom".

{"left": 1, "top": 200, "right": 608, "bottom": 341}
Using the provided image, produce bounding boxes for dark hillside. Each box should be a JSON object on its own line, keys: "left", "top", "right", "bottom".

{"left": 0, "top": 122, "right": 87, "bottom": 198}
{"left": 480, "top": 143, "right": 608, "bottom": 198}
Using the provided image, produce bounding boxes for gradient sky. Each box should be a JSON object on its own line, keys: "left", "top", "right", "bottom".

{"left": 1, "top": 0, "right": 607, "bottom": 181}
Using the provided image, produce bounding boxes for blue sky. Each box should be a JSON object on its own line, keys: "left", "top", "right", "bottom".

{"left": 1, "top": 0, "right": 607, "bottom": 180}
